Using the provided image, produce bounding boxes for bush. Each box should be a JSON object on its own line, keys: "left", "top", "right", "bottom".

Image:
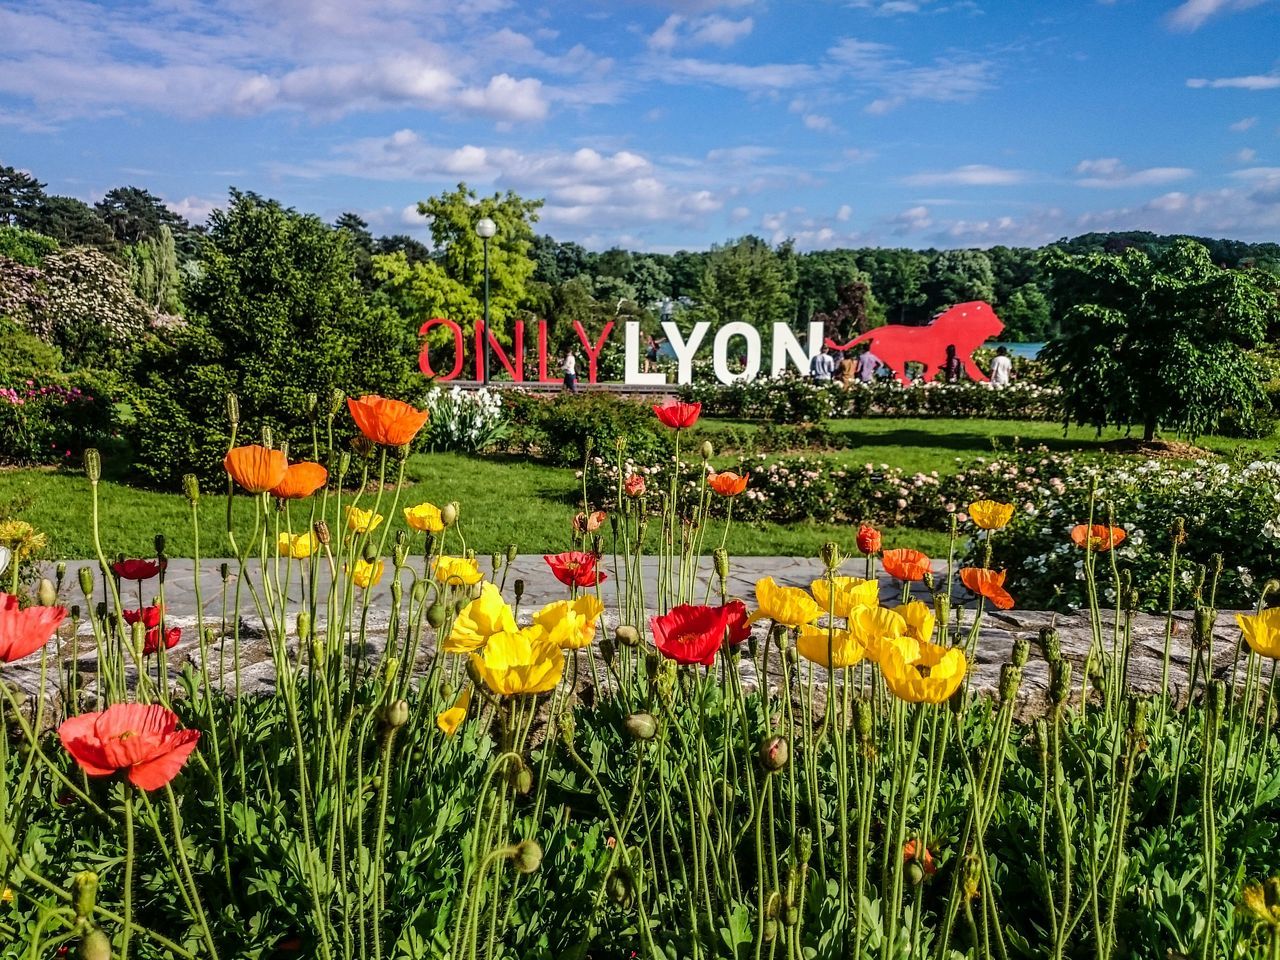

{"left": 506, "top": 391, "right": 671, "bottom": 467}
{"left": 419, "top": 385, "right": 509, "bottom": 453}
{"left": 0, "top": 369, "right": 123, "bottom": 465}
{"left": 0, "top": 225, "right": 58, "bottom": 266}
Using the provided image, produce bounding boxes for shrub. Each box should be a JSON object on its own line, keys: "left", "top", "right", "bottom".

{"left": 0, "top": 370, "right": 122, "bottom": 465}
{"left": 419, "top": 385, "right": 509, "bottom": 453}
{"left": 0, "top": 225, "right": 58, "bottom": 266}
{"left": 505, "top": 391, "right": 671, "bottom": 467}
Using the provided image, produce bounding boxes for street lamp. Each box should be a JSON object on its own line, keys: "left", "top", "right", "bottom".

{"left": 475, "top": 216, "right": 497, "bottom": 384}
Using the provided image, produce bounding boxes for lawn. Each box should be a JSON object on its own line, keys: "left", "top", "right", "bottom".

{"left": 2, "top": 417, "right": 1273, "bottom": 560}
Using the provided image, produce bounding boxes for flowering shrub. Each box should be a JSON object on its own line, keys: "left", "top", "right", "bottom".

{"left": 679, "top": 373, "right": 1061, "bottom": 422}
{"left": 0, "top": 377, "right": 109, "bottom": 465}
{"left": 419, "top": 385, "right": 509, "bottom": 452}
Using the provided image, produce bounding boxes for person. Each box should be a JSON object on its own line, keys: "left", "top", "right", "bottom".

{"left": 855, "top": 345, "right": 882, "bottom": 384}
{"left": 809, "top": 348, "right": 836, "bottom": 382}
{"left": 835, "top": 351, "right": 856, "bottom": 385}
{"left": 942, "top": 344, "right": 963, "bottom": 383}
{"left": 644, "top": 335, "right": 662, "bottom": 373}
{"left": 562, "top": 349, "right": 578, "bottom": 393}
{"left": 989, "top": 345, "right": 1013, "bottom": 388}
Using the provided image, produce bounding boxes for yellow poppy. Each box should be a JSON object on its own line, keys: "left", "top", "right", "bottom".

{"left": 351, "top": 558, "right": 384, "bottom": 589}
{"left": 893, "top": 600, "right": 937, "bottom": 645}
{"left": 404, "top": 502, "right": 444, "bottom": 534}
{"left": 879, "top": 642, "right": 967, "bottom": 704}
{"left": 969, "top": 500, "right": 1015, "bottom": 531}
{"left": 1241, "top": 879, "right": 1280, "bottom": 927}
{"left": 436, "top": 685, "right": 472, "bottom": 736}
{"left": 445, "top": 583, "right": 517, "bottom": 653}
{"left": 750, "top": 577, "right": 823, "bottom": 628}
{"left": 851, "top": 605, "right": 918, "bottom": 665}
{"left": 810, "top": 576, "right": 880, "bottom": 618}
{"left": 534, "top": 594, "right": 606, "bottom": 650}
{"left": 345, "top": 506, "right": 384, "bottom": 534}
{"left": 0, "top": 886, "right": 12, "bottom": 903}
{"left": 796, "top": 624, "right": 865, "bottom": 668}
{"left": 277, "top": 531, "right": 318, "bottom": 559}
{"left": 432, "top": 555, "right": 483, "bottom": 586}
{"left": 470, "top": 626, "right": 565, "bottom": 696}
{"left": 1237, "top": 608, "right": 1280, "bottom": 659}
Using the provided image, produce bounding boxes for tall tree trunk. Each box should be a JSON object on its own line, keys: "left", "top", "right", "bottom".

{"left": 1143, "top": 414, "right": 1157, "bottom": 443}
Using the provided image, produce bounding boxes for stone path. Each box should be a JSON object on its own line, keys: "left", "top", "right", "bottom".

{"left": 7, "top": 556, "right": 1261, "bottom": 719}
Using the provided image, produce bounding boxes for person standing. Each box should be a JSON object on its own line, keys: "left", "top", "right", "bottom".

{"left": 855, "top": 345, "right": 882, "bottom": 384}
{"left": 835, "top": 351, "right": 856, "bottom": 385}
{"left": 809, "top": 348, "right": 836, "bottom": 382}
{"left": 942, "top": 344, "right": 963, "bottom": 383}
{"left": 644, "top": 335, "right": 662, "bottom": 373}
{"left": 989, "top": 345, "right": 1013, "bottom": 388}
{"left": 563, "top": 349, "right": 578, "bottom": 393}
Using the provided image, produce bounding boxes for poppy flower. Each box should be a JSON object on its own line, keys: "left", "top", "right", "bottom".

{"left": 535, "top": 594, "right": 606, "bottom": 650}
{"left": 445, "top": 583, "right": 517, "bottom": 653}
{"left": 708, "top": 471, "right": 749, "bottom": 497}
{"left": 652, "top": 400, "right": 701, "bottom": 430}
{"left": 1237, "top": 608, "right": 1280, "bottom": 660}
{"left": 856, "top": 524, "right": 882, "bottom": 555}
{"left": 573, "top": 510, "right": 608, "bottom": 534}
{"left": 143, "top": 626, "right": 181, "bottom": 656}
{"left": 469, "top": 626, "right": 564, "bottom": 696}
{"left": 968, "top": 500, "right": 1014, "bottom": 531}
{"left": 122, "top": 605, "right": 163, "bottom": 629}
{"left": 344, "top": 506, "right": 384, "bottom": 534}
{"left": 348, "top": 395, "right": 430, "bottom": 447}
{"left": 277, "top": 532, "right": 318, "bottom": 559}
{"left": 624, "top": 474, "right": 646, "bottom": 497}
{"left": 721, "top": 599, "right": 751, "bottom": 645}
{"left": 959, "top": 567, "right": 1015, "bottom": 610}
{"left": 224, "top": 445, "right": 288, "bottom": 494}
{"left": 350, "top": 559, "right": 384, "bottom": 589}
{"left": 903, "top": 839, "right": 937, "bottom": 877}
{"left": 544, "top": 551, "right": 606, "bottom": 588}
{"left": 796, "top": 624, "right": 865, "bottom": 668}
{"left": 893, "top": 600, "right": 937, "bottom": 645}
{"left": 271, "top": 462, "right": 328, "bottom": 500}
{"left": 650, "top": 604, "right": 730, "bottom": 666}
{"left": 811, "top": 576, "right": 880, "bottom": 618}
{"left": 437, "top": 685, "right": 472, "bottom": 736}
{"left": 1070, "top": 524, "right": 1127, "bottom": 552}
{"left": 58, "top": 702, "right": 199, "bottom": 791}
{"left": 111, "top": 558, "right": 165, "bottom": 581}
{"left": 879, "top": 641, "right": 967, "bottom": 704}
{"left": 749, "top": 577, "right": 822, "bottom": 628}
{"left": 404, "top": 502, "right": 444, "bottom": 534}
{"left": 0, "top": 592, "right": 66, "bottom": 663}
{"left": 850, "top": 605, "right": 916, "bottom": 665}
{"left": 882, "top": 548, "right": 931, "bottom": 582}
{"left": 433, "top": 555, "right": 484, "bottom": 586}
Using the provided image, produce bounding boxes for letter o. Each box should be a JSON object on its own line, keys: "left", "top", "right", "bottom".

{"left": 713, "top": 322, "right": 762, "bottom": 384}
{"left": 418, "top": 317, "right": 465, "bottom": 381}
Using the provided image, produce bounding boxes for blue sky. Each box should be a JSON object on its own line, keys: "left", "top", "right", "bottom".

{"left": 1, "top": 0, "right": 1278, "bottom": 251}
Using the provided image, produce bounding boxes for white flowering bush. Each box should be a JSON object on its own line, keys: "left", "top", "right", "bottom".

{"left": 420, "top": 385, "right": 510, "bottom": 452}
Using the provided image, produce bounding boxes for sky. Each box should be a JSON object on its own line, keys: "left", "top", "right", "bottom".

{"left": 1, "top": 0, "right": 1279, "bottom": 252}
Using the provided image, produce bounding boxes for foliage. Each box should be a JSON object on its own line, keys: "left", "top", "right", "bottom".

{"left": 0, "top": 256, "right": 46, "bottom": 322}
{"left": 0, "top": 226, "right": 58, "bottom": 267}
{"left": 123, "top": 225, "right": 182, "bottom": 314}
{"left": 690, "top": 235, "right": 796, "bottom": 333}
{"left": 419, "top": 385, "right": 510, "bottom": 453}
{"left": 1042, "top": 240, "right": 1273, "bottom": 441}
{"left": 0, "top": 369, "right": 123, "bottom": 465}
{"left": 503, "top": 391, "right": 671, "bottom": 467}
{"left": 94, "top": 186, "right": 192, "bottom": 247}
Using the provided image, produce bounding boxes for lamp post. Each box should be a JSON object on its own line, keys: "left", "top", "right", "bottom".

{"left": 475, "top": 216, "right": 496, "bottom": 384}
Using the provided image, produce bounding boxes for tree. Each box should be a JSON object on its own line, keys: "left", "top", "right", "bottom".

{"left": 692, "top": 236, "right": 793, "bottom": 333}
{"left": 1041, "top": 240, "right": 1273, "bottom": 441}
{"left": 373, "top": 234, "right": 431, "bottom": 265}
{"left": 628, "top": 256, "right": 672, "bottom": 307}
{"left": 29, "top": 247, "right": 154, "bottom": 366}
{"left": 22, "top": 196, "right": 113, "bottom": 247}
{"left": 0, "top": 166, "right": 46, "bottom": 227}
{"left": 95, "top": 187, "right": 189, "bottom": 244}
{"left": 0, "top": 226, "right": 58, "bottom": 266}
{"left": 999, "top": 283, "right": 1053, "bottom": 341}
{"left": 124, "top": 225, "right": 182, "bottom": 314}
{"left": 925, "top": 249, "right": 996, "bottom": 312}
{"left": 856, "top": 249, "right": 928, "bottom": 324}
{"left": 335, "top": 212, "right": 375, "bottom": 287}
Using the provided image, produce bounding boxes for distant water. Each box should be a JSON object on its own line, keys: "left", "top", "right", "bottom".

{"left": 989, "top": 341, "right": 1045, "bottom": 359}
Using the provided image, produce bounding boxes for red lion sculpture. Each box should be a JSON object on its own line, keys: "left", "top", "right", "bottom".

{"left": 824, "top": 301, "right": 1003, "bottom": 383}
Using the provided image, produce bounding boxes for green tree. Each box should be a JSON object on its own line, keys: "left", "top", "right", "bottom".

{"left": 95, "top": 187, "right": 189, "bottom": 244}
{"left": 628, "top": 256, "right": 672, "bottom": 307}
{"left": 124, "top": 225, "right": 182, "bottom": 314}
{"left": 999, "top": 282, "right": 1053, "bottom": 341}
{"left": 692, "top": 236, "right": 793, "bottom": 332}
{"left": 22, "top": 196, "right": 113, "bottom": 247}
{"left": 1042, "top": 240, "right": 1273, "bottom": 441}
{"left": 0, "top": 166, "right": 46, "bottom": 227}
{"left": 856, "top": 249, "right": 928, "bottom": 324}
{"left": 925, "top": 249, "right": 996, "bottom": 311}
{"left": 335, "top": 212, "right": 375, "bottom": 287}
{"left": 30, "top": 247, "right": 154, "bottom": 366}
{"left": 0, "top": 226, "right": 58, "bottom": 266}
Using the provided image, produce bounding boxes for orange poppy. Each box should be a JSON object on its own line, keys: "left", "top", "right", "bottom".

{"left": 1070, "top": 524, "right": 1126, "bottom": 552}
{"left": 708, "top": 471, "right": 749, "bottom": 497}
{"left": 573, "top": 510, "right": 608, "bottom": 534}
{"left": 347, "top": 395, "right": 430, "bottom": 447}
{"left": 958, "top": 567, "right": 1015, "bottom": 610}
{"left": 271, "top": 462, "right": 328, "bottom": 500}
{"left": 882, "top": 548, "right": 931, "bottom": 582}
{"left": 224, "top": 445, "right": 288, "bottom": 494}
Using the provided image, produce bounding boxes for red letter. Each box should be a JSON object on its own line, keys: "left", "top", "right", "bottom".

{"left": 418, "top": 317, "right": 464, "bottom": 380}
{"left": 538, "top": 319, "right": 561, "bottom": 384}
{"left": 573, "top": 320, "right": 615, "bottom": 384}
{"left": 474, "top": 320, "right": 526, "bottom": 382}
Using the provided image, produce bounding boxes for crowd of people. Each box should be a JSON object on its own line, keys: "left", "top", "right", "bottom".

{"left": 810, "top": 343, "right": 1014, "bottom": 387}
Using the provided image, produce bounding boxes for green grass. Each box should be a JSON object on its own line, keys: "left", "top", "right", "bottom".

{"left": 2, "top": 417, "right": 1273, "bottom": 559}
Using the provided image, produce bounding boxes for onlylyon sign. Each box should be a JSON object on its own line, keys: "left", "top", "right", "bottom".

{"left": 417, "top": 301, "right": 1002, "bottom": 386}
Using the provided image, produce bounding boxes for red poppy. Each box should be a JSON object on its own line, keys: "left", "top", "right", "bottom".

{"left": 110, "top": 558, "right": 165, "bottom": 582}
{"left": 624, "top": 474, "right": 646, "bottom": 497}
{"left": 58, "top": 703, "right": 199, "bottom": 791}
{"left": 271, "top": 462, "right": 328, "bottom": 500}
{"left": 223, "top": 445, "right": 288, "bottom": 494}
{"left": 650, "top": 604, "right": 729, "bottom": 666}
{"left": 122, "top": 605, "right": 163, "bottom": 629}
{"left": 544, "top": 551, "right": 607, "bottom": 588}
{"left": 143, "top": 626, "right": 181, "bottom": 656}
{"left": 856, "top": 523, "right": 882, "bottom": 556}
{"left": 0, "top": 592, "right": 66, "bottom": 663}
{"left": 958, "top": 567, "right": 1015, "bottom": 610}
{"left": 903, "top": 839, "right": 937, "bottom": 877}
{"left": 348, "top": 395, "right": 430, "bottom": 447}
{"left": 573, "top": 510, "right": 608, "bottom": 534}
{"left": 720, "top": 599, "right": 751, "bottom": 646}
{"left": 1070, "top": 524, "right": 1127, "bottom": 552}
{"left": 708, "top": 471, "right": 749, "bottom": 497}
{"left": 882, "top": 548, "right": 931, "bottom": 582}
{"left": 652, "top": 400, "right": 701, "bottom": 430}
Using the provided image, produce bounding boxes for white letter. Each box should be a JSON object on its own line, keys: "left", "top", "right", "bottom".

{"left": 661, "top": 321, "right": 710, "bottom": 384}
{"left": 770, "top": 321, "right": 824, "bottom": 377}
{"left": 713, "top": 322, "right": 762, "bottom": 384}
{"left": 624, "top": 321, "right": 664, "bottom": 385}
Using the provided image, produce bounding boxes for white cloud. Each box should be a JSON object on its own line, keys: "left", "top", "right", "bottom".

{"left": 1187, "top": 73, "right": 1280, "bottom": 90}
{"left": 826, "top": 38, "right": 996, "bottom": 114}
{"left": 1236, "top": 147, "right": 1259, "bottom": 163}
{"left": 836, "top": 204, "right": 853, "bottom": 221}
{"left": 1230, "top": 116, "right": 1259, "bottom": 132}
{"left": 1167, "top": 0, "right": 1270, "bottom": 31}
{"left": 648, "top": 13, "right": 753, "bottom": 50}
{"left": 1072, "top": 158, "right": 1194, "bottom": 187}
{"left": 653, "top": 57, "right": 820, "bottom": 90}
{"left": 164, "top": 195, "right": 222, "bottom": 224}
{"left": 900, "top": 164, "right": 1028, "bottom": 186}
{"left": 889, "top": 205, "right": 933, "bottom": 233}
{"left": 803, "top": 113, "right": 835, "bottom": 131}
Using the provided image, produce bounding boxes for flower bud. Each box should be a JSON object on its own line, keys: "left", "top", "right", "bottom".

{"left": 1206, "top": 679, "right": 1226, "bottom": 723}
{"left": 55, "top": 561, "right": 66, "bottom": 587}
{"left": 949, "top": 685, "right": 967, "bottom": 715}
{"left": 425, "top": 602, "right": 446, "bottom": 630}
{"left": 182, "top": 473, "right": 200, "bottom": 503}
{"left": 71, "top": 871, "right": 98, "bottom": 921}
{"left": 390, "top": 577, "right": 403, "bottom": 608}
{"left": 933, "top": 593, "right": 950, "bottom": 632}
{"left": 1049, "top": 658, "right": 1072, "bottom": 706}
{"left": 83, "top": 448, "right": 101, "bottom": 483}
{"left": 78, "top": 566, "right": 94, "bottom": 599}
{"left": 700, "top": 440, "right": 714, "bottom": 461}
{"left": 513, "top": 578, "right": 526, "bottom": 603}
{"left": 71, "top": 604, "right": 80, "bottom": 619}
{"left": 1126, "top": 697, "right": 1149, "bottom": 737}
{"left": 819, "top": 541, "right": 842, "bottom": 571}
{"left": 296, "top": 612, "right": 311, "bottom": 642}
{"left": 362, "top": 541, "right": 378, "bottom": 564}
{"left": 154, "top": 534, "right": 166, "bottom": 558}
{"left": 314, "top": 521, "right": 331, "bottom": 546}
{"left": 1038, "top": 626, "right": 1061, "bottom": 663}
{"left": 328, "top": 388, "right": 346, "bottom": 420}
{"left": 337, "top": 451, "right": 351, "bottom": 480}
{"left": 713, "top": 547, "right": 729, "bottom": 580}
{"left": 78, "top": 927, "right": 112, "bottom": 960}
{"left": 998, "top": 663, "right": 1021, "bottom": 705}
{"left": 1193, "top": 607, "right": 1216, "bottom": 649}
{"left": 600, "top": 636, "right": 616, "bottom": 663}
{"left": 853, "top": 698, "right": 873, "bottom": 743}
{"left": 36, "top": 578, "right": 56, "bottom": 607}
{"left": 509, "top": 762, "right": 533, "bottom": 795}
{"left": 508, "top": 839, "right": 543, "bottom": 874}
{"left": 305, "top": 392, "right": 318, "bottom": 420}
{"left": 441, "top": 502, "right": 459, "bottom": 528}
{"left": 1012, "top": 637, "right": 1030, "bottom": 667}
{"left": 130, "top": 620, "right": 146, "bottom": 654}
{"left": 645, "top": 652, "right": 661, "bottom": 678}
{"left": 624, "top": 712, "right": 658, "bottom": 741}
{"left": 759, "top": 734, "right": 789, "bottom": 772}
{"left": 383, "top": 699, "right": 409, "bottom": 729}
{"left": 220, "top": 562, "right": 230, "bottom": 582}
{"left": 225, "top": 392, "right": 240, "bottom": 428}
{"left": 559, "top": 711, "right": 576, "bottom": 748}
{"left": 351, "top": 435, "right": 374, "bottom": 459}
{"left": 506, "top": 543, "right": 518, "bottom": 564}
{"left": 311, "top": 638, "right": 325, "bottom": 666}
{"left": 606, "top": 867, "right": 635, "bottom": 908}
{"left": 608, "top": 626, "right": 637, "bottom": 651}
